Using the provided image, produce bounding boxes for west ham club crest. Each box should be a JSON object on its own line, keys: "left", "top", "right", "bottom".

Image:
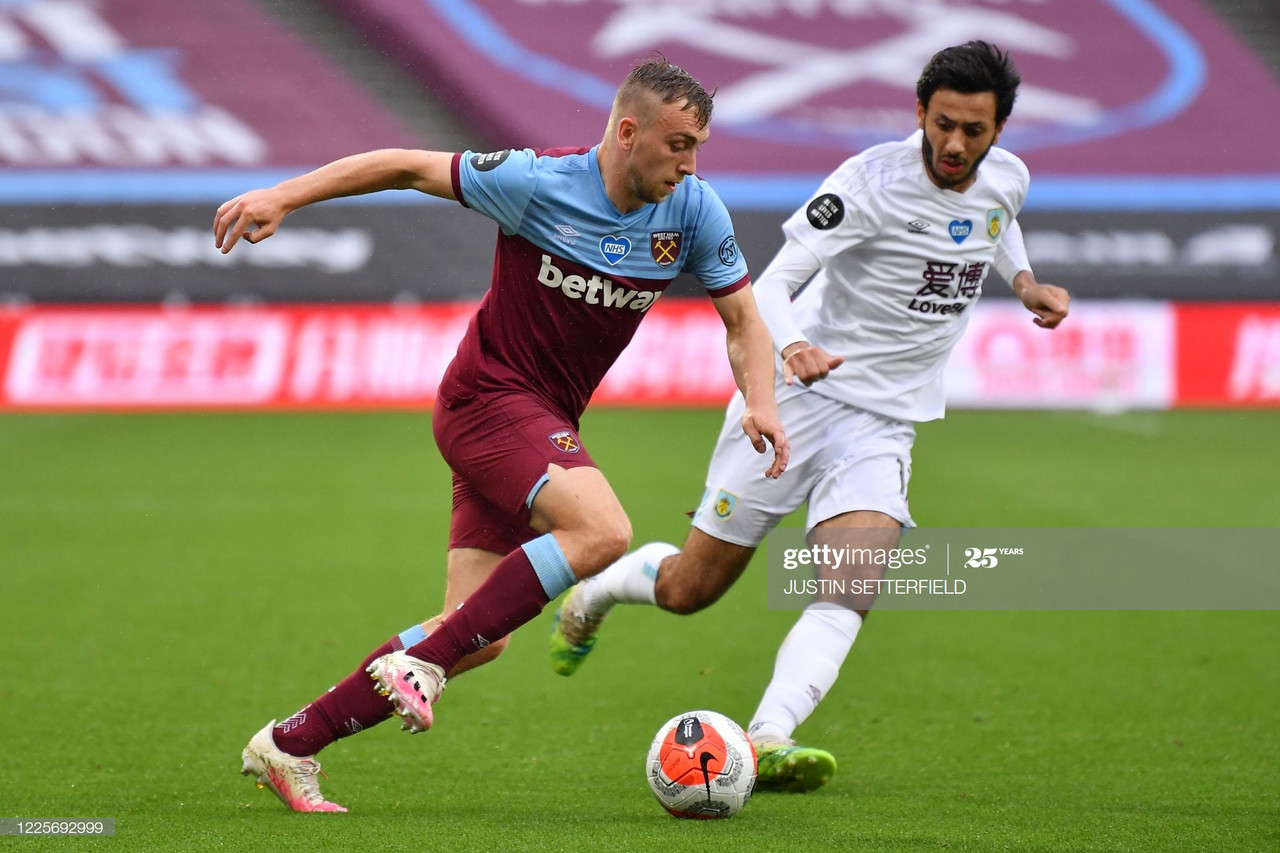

{"left": 650, "top": 231, "right": 682, "bottom": 268}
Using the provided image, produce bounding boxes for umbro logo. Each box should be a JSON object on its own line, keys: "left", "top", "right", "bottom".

{"left": 554, "top": 224, "right": 580, "bottom": 237}
{"left": 907, "top": 219, "right": 931, "bottom": 234}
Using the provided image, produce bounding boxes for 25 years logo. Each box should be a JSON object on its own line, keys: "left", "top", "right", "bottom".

{"left": 963, "top": 547, "right": 1024, "bottom": 568}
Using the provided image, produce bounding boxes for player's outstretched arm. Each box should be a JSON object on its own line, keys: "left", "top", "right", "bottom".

{"left": 214, "top": 149, "right": 455, "bottom": 253}
{"left": 1011, "top": 271, "right": 1070, "bottom": 329}
{"left": 713, "top": 286, "right": 790, "bottom": 479}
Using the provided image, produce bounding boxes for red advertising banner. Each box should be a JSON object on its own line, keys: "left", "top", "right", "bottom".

{"left": 0, "top": 301, "right": 738, "bottom": 410}
{"left": 945, "top": 301, "right": 1176, "bottom": 411}
{"left": 1175, "top": 304, "right": 1280, "bottom": 407}
{"left": 2, "top": 300, "right": 1278, "bottom": 411}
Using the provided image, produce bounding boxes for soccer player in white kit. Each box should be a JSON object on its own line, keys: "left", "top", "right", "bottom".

{"left": 551, "top": 41, "right": 1070, "bottom": 791}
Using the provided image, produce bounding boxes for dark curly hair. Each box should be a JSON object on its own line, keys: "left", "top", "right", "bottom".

{"left": 916, "top": 41, "right": 1021, "bottom": 125}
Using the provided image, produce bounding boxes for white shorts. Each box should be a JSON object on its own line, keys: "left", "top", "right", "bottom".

{"left": 692, "top": 387, "right": 916, "bottom": 547}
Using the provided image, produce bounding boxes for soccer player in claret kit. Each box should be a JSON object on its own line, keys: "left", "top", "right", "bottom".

{"left": 214, "top": 58, "right": 789, "bottom": 813}
{"left": 552, "top": 42, "right": 1071, "bottom": 792}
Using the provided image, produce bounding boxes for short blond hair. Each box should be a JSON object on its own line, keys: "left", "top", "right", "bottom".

{"left": 613, "top": 56, "right": 713, "bottom": 130}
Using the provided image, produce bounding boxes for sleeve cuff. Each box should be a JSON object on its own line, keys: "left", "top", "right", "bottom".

{"left": 708, "top": 273, "right": 751, "bottom": 298}
{"left": 450, "top": 153, "right": 468, "bottom": 208}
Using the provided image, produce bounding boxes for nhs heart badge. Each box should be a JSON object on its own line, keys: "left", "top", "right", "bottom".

{"left": 600, "top": 235, "right": 631, "bottom": 265}
{"left": 949, "top": 220, "right": 973, "bottom": 244}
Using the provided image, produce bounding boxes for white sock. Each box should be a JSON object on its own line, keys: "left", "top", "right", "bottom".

{"left": 748, "top": 604, "right": 863, "bottom": 744}
{"left": 579, "top": 542, "right": 679, "bottom": 613}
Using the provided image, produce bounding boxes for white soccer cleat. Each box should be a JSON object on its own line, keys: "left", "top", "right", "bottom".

{"left": 366, "top": 652, "right": 446, "bottom": 734}
{"left": 240, "top": 721, "right": 348, "bottom": 813}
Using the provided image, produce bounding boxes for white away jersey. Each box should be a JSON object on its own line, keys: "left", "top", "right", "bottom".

{"left": 784, "top": 131, "right": 1029, "bottom": 422}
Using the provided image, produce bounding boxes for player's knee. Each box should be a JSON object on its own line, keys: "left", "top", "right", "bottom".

{"left": 589, "top": 516, "right": 632, "bottom": 567}
{"left": 560, "top": 511, "right": 631, "bottom": 577}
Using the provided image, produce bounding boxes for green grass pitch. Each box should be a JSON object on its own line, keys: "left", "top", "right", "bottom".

{"left": 1, "top": 409, "right": 1277, "bottom": 852}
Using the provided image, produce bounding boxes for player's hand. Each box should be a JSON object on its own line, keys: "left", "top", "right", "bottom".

{"left": 214, "top": 189, "right": 288, "bottom": 253}
{"left": 741, "top": 404, "right": 789, "bottom": 479}
{"left": 781, "top": 342, "right": 844, "bottom": 387}
{"left": 1015, "top": 277, "right": 1070, "bottom": 329}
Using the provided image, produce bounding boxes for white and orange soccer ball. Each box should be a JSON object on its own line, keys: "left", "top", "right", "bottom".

{"left": 645, "top": 710, "right": 757, "bottom": 819}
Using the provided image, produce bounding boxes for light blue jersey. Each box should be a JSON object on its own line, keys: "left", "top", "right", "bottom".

{"left": 440, "top": 145, "right": 750, "bottom": 419}
{"left": 455, "top": 146, "right": 747, "bottom": 289}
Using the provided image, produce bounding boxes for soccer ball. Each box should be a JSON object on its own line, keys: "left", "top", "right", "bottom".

{"left": 646, "top": 710, "right": 757, "bottom": 819}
